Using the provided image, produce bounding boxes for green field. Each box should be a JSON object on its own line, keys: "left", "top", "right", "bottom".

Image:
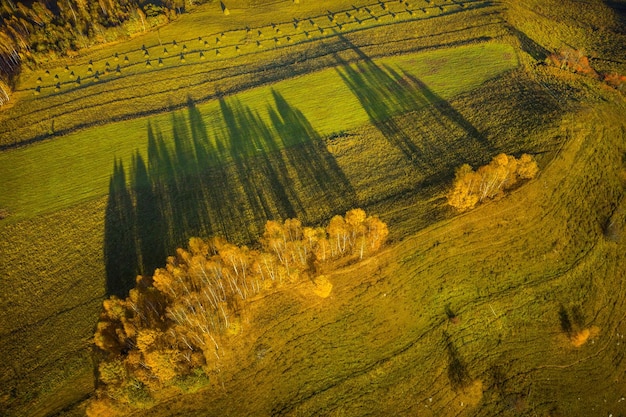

{"left": 150, "top": 104, "right": 626, "bottom": 417}
{"left": 0, "top": 42, "right": 517, "bottom": 224}
{"left": 1, "top": 0, "right": 625, "bottom": 416}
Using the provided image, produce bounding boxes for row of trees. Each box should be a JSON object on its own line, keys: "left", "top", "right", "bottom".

{"left": 447, "top": 153, "right": 539, "bottom": 211}
{"left": 90, "top": 209, "right": 388, "bottom": 415}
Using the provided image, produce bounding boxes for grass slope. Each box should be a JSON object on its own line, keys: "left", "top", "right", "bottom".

{"left": 136, "top": 102, "right": 626, "bottom": 417}
{"left": 0, "top": 57, "right": 569, "bottom": 417}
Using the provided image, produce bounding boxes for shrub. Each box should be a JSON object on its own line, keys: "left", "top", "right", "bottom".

{"left": 547, "top": 48, "right": 598, "bottom": 78}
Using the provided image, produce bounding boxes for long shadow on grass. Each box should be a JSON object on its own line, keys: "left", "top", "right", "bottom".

{"left": 508, "top": 26, "right": 550, "bottom": 61}
{"left": 104, "top": 95, "right": 355, "bottom": 294}
{"left": 444, "top": 332, "right": 471, "bottom": 391}
{"left": 103, "top": 160, "right": 138, "bottom": 297}
{"left": 336, "top": 37, "right": 492, "bottom": 178}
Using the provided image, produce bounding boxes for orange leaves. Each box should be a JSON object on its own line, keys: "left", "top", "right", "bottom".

{"left": 476, "top": 153, "right": 518, "bottom": 201}
{"left": 143, "top": 350, "right": 178, "bottom": 383}
{"left": 93, "top": 209, "right": 388, "bottom": 408}
{"left": 264, "top": 209, "right": 388, "bottom": 264}
{"left": 328, "top": 209, "right": 389, "bottom": 260}
{"left": 517, "top": 153, "right": 539, "bottom": 180}
{"left": 547, "top": 48, "right": 598, "bottom": 78}
{"left": 447, "top": 153, "right": 539, "bottom": 211}
{"left": 604, "top": 72, "right": 626, "bottom": 93}
{"left": 547, "top": 48, "right": 626, "bottom": 94}
{"left": 447, "top": 164, "right": 480, "bottom": 212}
{"left": 570, "top": 326, "right": 600, "bottom": 347}
{"left": 364, "top": 215, "right": 389, "bottom": 254}
{"left": 345, "top": 208, "right": 367, "bottom": 228}
{"left": 327, "top": 214, "right": 350, "bottom": 257}
{"left": 0, "top": 80, "right": 10, "bottom": 106}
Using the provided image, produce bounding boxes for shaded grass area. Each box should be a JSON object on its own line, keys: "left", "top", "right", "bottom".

{"left": 336, "top": 35, "right": 493, "bottom": 176}
{"left": 104, "top": 93, "right": 356, "bottom": 295}
{"left": 0, "top": 200, "right": 106, "bottom": 417}
{"left": 133, "top": 103, "right": 626, "bottom": 417}
{"left": 0, "top": 42, "right": 517, "bottom": 225}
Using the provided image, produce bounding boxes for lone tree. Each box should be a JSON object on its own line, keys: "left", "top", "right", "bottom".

{"left": 220, "top": 1, "right": 230, "bottom": 15}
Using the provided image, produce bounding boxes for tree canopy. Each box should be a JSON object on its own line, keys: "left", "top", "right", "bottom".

{"left": 89, "top": 209, "right": 388, "bottom": 415}
{"left": 447, "top": 153, "right": 539, "bottom": 212}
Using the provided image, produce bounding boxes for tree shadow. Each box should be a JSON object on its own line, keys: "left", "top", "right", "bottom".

{"left": 103, "top": 159, "right": 138, "bottom": 297}
{"left": 444, "top": 332, "right": 471, "bottom": 390}
{"left": 335, "top": 36, "right": 492, "bottom": 178}
{"left": 508, "top": 26, "right": 550, "bottom": 62}
{"left": 558, "top": 304, "right": 572, "bottom": 335}
{"left": 603, "top": 1, "right": 626, "bottom": 28}
{"left": 104, "top": 94, "right": 355, "bottom": 295}
{"left": 336, "top": 55, "right": 425, "bottom": 165}
{"left": 268, "top": 89, "right": 357, "bottom": 222}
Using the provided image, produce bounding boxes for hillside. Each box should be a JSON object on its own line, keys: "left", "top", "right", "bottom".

{"left": 0, "top": 0, "right": 625, "bottom": 416}
{"left": 137, "top": 105, "right": 626, "bottom": 417}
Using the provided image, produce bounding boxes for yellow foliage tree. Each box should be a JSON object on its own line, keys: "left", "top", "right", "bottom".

{"left": 327, "top": 214, "right": 349, "bottom": 257}
{"left": 92, "top": 209, "right": 388, "bottom": 410}
{"left": 517, "top": 153, "right": 540, "bottom": 179}
{"left": 448, "top": 154, "right": 539, "bottom": 211}
{"left": 447, "top": 164, "right": 480, "bottom": 212}
{"left": 364, "top": 216, "right": 389, "bottom": 254}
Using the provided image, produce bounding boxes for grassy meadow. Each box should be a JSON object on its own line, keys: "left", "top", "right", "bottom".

{"left": 159, "top": 104, "right": 626, "bottom": 417}
{"left": 0, "top": 0, "right": 498, "bottom": 148}
{"left": 1, "top": 0, "right": 625, "bottom": 416}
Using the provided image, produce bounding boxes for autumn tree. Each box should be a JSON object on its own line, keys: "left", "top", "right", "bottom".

{"left": 603, "top": 72, "right": 626, "bottom": 93}
{"left": 547, "top": 48, "right": 598, "bottom": 78}
{"left": 447, "top": 153, "right": 539, "bottom": 211}
{"left": 92, "top": 209, "right": 388, "bottom": 412}
{"left": 0, "top": 79, "right": 10, "bottom": 106}
{"left": 447, "top": 164, "right": 480, "bottom": 212}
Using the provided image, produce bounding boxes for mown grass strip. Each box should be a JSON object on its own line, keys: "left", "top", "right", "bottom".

{"left": 0, "top": 42, "right": 517, "bottom": 225}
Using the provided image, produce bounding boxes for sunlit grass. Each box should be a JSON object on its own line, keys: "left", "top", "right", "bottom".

{"left": 0, "top": 42, "right": 517, "bottom": 224}
{"left": 3, "top": 0, "right": 625, "bottom": 415}
{"left": 80, "top": 104, "right": 626, "bottom": 416}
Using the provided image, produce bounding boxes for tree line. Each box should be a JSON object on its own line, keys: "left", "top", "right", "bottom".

{"left": 0, "top": 0, "right": 209, "bottom": 102}
{"left": 89, "top": 209, "right": 388, "bottom": 415}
